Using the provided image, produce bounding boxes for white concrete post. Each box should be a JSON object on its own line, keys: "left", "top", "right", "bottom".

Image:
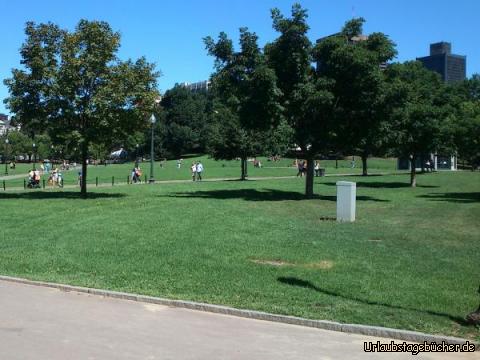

{"left": 336, "top": 181, "right": 356, "bottom": 222}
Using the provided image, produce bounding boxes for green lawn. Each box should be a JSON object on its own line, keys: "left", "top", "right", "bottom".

{"left": 1, "top": 156, "right": 399, "bottom": 188}
{"left": 0, "top": 171, "right": 478, "bottom": 340}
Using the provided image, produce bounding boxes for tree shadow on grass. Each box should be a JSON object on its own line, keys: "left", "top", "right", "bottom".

{"left": 0, "top": 191, "right": 126, "bottom": 200}
{"left": 418, "top": 192, "right": 480, "bottom": 204}
{"left": 278, "top": 277, "right": 468, "bottom": 326}
{"left": 320, "top": 181, "right": 439, "bottom": 189}
{"left": 162, "top": 189, "right": 389, "bottom": 202}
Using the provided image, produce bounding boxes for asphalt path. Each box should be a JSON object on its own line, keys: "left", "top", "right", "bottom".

{"left": 0, "top": 280, "right": 475, "bottom": 360}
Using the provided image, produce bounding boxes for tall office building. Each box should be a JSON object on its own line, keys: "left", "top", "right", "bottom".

{"left": 417, "top": 42, "right": 466, "bottom": 83}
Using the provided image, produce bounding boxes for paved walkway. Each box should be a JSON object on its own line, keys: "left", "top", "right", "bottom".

{"left": 0, "top": 280, "right": 475, "bottom": 359}
{"left": 0, "top": 171, "right": 403, "bottom": 192}
{"left": 0, "top": 166, "right": 81, "bottom": 180}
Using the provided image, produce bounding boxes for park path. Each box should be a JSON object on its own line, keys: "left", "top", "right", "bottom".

{"left": 0, "top": 166, "right": 81, "bottom": 181}
{"left": 0, "top": 280, "right": 473, "bottom": 360}
{"left": 0, "top": 171, "right": 401, "bottom": 192}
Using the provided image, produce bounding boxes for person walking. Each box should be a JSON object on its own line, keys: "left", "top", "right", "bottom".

{"left": 314, "top": 161, "right": 321, "bottom": 177}
{"left": 131, "top": 167, "right": 136, "bottom": 183}
{"left": 191, "top": 162, "right": 197, "bottom": 181}
{"left": 196, "top": 161, "right": 204, "bottom": 181}
{"left": 296, "top": 160, "right": 304, "bottom": 177}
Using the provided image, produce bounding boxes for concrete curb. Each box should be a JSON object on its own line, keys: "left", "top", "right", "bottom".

{"left": 0, "top": 275, "right": 474, "bottom": 346}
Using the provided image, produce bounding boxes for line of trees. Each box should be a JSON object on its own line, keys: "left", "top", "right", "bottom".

{"left": 3, "top": 5, "right": 480, "bottom": 198}
{"left": 202, "top": 4, "right": 480, "bottom": 194}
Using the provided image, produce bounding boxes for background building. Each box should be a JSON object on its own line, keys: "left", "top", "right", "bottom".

{"left": 417, "top": 42, "right": 466, "bottom": 83}
{"left": 180, "top": 80, "right": 210, "bottom": 93}
{"left": 0, "top": 114, "right": 12, "bottom": 135}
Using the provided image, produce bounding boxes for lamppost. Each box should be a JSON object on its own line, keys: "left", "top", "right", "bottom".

{"left": 32, "top": 142, "right": 36, "bottom": 170}
{"left": 149, "top": 114, "right": 156, "bottom": 183}
{"left": 4, "top": 138, "right": 9, "bottom": 175}
{"left": 135, "top": 143, "right": 139, "bottom": 168}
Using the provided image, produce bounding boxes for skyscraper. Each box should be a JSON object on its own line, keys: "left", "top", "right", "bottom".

{"left": 417, "top": 42, "right": 466, "bottom": 83}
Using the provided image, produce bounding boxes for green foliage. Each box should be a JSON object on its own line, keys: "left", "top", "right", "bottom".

{"left": 204, "top": 26, "right": 284, "bottom": 178}
{"left": 314, "top": 19, "right": 397, "bottom": 175}
{"left": 341, "top": 17, "right": 365, "bottom": 39}
{"left": 386, "top": 62, "right": 449, "bottom": 156}
{"left": 385, "top": 61, "right": 453, "bottom": 185}
{"left": 159, "top": 85, "right": 210, "bottom": 157}
{"left": 267, "top": 3, "right": 311, "bottom": 104}
{"left": 4, "top": 20, "right": 160, "bottom": 196}
{"left": 266, "top": 3, "right": 334, "bottom": 196}
{"left": 1, "top": 131, "right": 31, "bottom": 159}
{"left": 451, "top": 75, "right": 480, "bottom": 168}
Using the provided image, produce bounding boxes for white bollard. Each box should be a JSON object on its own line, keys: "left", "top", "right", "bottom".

{"left": 336, "top": 181, "right": 356, "bottom": 222}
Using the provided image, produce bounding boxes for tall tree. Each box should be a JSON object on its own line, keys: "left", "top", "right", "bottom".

{"left": 4, "top": 20, "right": 159, "bottom": 197}
{"left": 453, "top": 75, "right": 480, "bottom": 170}
{"left": 1, "top": 131, "right": 31, "bottom": 161}
{"left": 204, "top": 28, "right": 283, "bottom": 180}
{"left": 385, "top": 61, "right": 450, "bottom": 187}
{"left": 160, "top": 85, "right": 209, "bottom": 157}
{"left": 266, "top": 4, "right": 335, "bottom": 197}
{"left": 314, "top": 18, "right": 397, "bottom": 176}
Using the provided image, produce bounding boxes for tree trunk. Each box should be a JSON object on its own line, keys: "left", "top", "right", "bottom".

{"left": 305, "top": 155, "right": 315, "bottom": 198}
{"left": 361, "top": 154, "right": 368, "bottom": 176}
{"left": 240, "top": 156, "right": 247, "bottom": 181}
{"left": 420, "top": 154, "right": 425, "bottom": 173}
{"left": 410, "top": 155, "right": 417, "bottom": 188}
{"left": 81, "top": 142, "right": 88, "bottom": 198}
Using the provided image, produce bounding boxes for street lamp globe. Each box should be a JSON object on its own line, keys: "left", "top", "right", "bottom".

{"left": 149, "top": 113, "right": 156, "bottom": 183}
{"left": 32, "top": 143, "right": 36, "bottom": 170}
{"left": 4, "top": 138, "right": 9, "bottom": 175}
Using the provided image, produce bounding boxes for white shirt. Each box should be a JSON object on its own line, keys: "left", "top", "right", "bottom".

{"left": 196, "top": 163, "right": 203, "bottom": 172}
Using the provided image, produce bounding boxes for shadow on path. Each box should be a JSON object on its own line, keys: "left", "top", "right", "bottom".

{"left": 278, "top": 277, "right": 468, "bottom": 326}
{"left": 0, "top": 191, "right": 126, "bottom": 200}
{"left": 418, "top": 192, "right": 480, "bottom": 204}
{"left": 162, "top": 189, "right": 389, "bottom": 202}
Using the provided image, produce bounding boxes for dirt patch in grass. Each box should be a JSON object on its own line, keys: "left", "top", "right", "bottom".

{"left": 250, "top": 259, "right": 334, "bottom": 269}
{"left": 302, "top": 260, "right": 334, "bottom": 269}
{"left": 251, "top": 259, "right": 294, "bottom": 267}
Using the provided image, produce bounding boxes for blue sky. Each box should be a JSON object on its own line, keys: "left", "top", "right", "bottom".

{"left": 0, "top": 0, "right": 477, "bottom": 115}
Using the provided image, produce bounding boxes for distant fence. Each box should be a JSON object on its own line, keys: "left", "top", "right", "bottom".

{"left": 1, "top": 175, "right": 149, "bottom": 191}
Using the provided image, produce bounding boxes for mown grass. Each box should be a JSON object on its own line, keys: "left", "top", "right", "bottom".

{"left": 1, "top": 156, "right": 399, "bottom": 188}
{"left": 0, "top": 171, "right": 478, "bottom": 340}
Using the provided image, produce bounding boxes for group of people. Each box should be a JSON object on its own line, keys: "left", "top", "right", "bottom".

{"left": 27, "top": 167, "right": 64, "bottom": 188}
{"left": 47, "top": 168, "right": 64, "bottom": 187}
{"left": 190, "top": 161, "right": 204, "bottom": 181}
{"left": 27, "top": 169, "right": 41, "bottom": 188}
{"left": 296, "top": 160, "right": 307, "bottom": 177}
{"left": 295, "top": 159, "right": 324, "bottom": 177}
